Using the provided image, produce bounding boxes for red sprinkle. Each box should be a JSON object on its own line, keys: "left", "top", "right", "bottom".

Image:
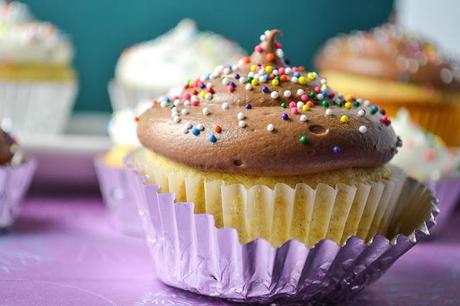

{"left": 255, "top": 45, "right": 264, "bottom": 53}
{"left": 380, "top": 115, "right": 391, "bottom": 126}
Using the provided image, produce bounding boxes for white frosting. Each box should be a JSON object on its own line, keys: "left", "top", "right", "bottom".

{"left": 0, "top": 0, "right": 73, "bottom": 64}
{"left": 108, "top": 101, "right": 151, "bottom": 147}
{"left": 390, "top": 109, "right": 456, "bottom": 181}
{"left": 115, "top": 19, "right": 246, "bottom": 92}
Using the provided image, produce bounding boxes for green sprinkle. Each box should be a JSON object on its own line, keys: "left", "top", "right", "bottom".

{"left": 280, "top": 102, "right": 287, "bottom": 108}
{"left": 309, "top": 92, "right": 316, "bottom": 99}
{"left": 321, "top": 100, "right": 329, "bottom": 108}
{"left": 353, "top": 101, "right": 361, "bottom": 108}
{"left": 299, "top": 135, "right": 308, "bottom": 145}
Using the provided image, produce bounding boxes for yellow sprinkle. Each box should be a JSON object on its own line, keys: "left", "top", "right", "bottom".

{"left": 265, "top": 65, "right": 273, "bottom": 73}
{"left": 298, "top": 76, "right": 307, "bottom": 85}
{"left": 199, "top": 91, "right": 206, "bottom": 98}
{"left": 251, "top": 78, "right": 259, "bottom": 86}
{"left": 321, "top": 84, "right": 328, "bottom": 91}
{"left": 302, "top": 104, "right": 310, "bottom": 112}
{"left": 340, "top": 115, "right": 349, "bottom": 123}
{"left": 272, "top": 79, "right": 279, "bottom": 86}
{"left": 344, "top": 102, "right": 352, "bottom": 110}
{"left": 307, "top": 72, "right": 315, "bottom": 80}
{"left": 250, "top": 65, "right": 257, "bottom": 72}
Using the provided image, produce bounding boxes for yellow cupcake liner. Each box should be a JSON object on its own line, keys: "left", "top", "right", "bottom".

{"left": 131, "top": 150, "right": 432, "bottom": 248}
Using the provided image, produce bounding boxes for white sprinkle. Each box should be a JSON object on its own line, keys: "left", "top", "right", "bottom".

{"left": 222, "top": 77, "right": 229, "bottom": 85}
{"left": 297, "top": 101, "right": 304, "bottom": 109}
{"left": 266, "top": 123, "right": 275, "bottom": 132}
{"left": 248, "top": 71, "right": 254, "bottom": 78}
{"left": 197, "top": 123, "right": 205, "bottom": 131}
{"left": 173, "top": 99, "right": 181, "bottom": 106}
{"left": 316, "top": 93, "right": 324, "bottom": 100}
{"left": 202, "top": 107, "right": 210, "bottom": 116}
{"left": 191, "top": 95, "right": 198, "bottom": 103}
{"left": 185, "top": 122, "right": 193, "bottom": 129}
{"left": 160, "top": 101, "right": 169, "bottom": 108}
{"left": 173, "top": 115, "right": 181, "bottom": 123}
{"left": 297, "top": 89, "right": 305, "bottom": 96}
{"left": 183, "top": 100, "right": 191, "bottom": 106}
{"left": 285, "top": 67, "right": 292, "bottom": 75}
{"left": 223, "top": 67, "right": 231, "bottom": 75}
{"left": 291, "top": 76, "right": 298, "bottom": 83}
{"left": 259, "top": 75, "right": 268, "bottom": 83}
{"left": 239, "top": 77, "right": 246, "bottom": 84}
{"left": 206, "top": 83, "right": 213, "bottom": 88}
{"left": 364, "top": 100, "right": 371, "bottom": 107}
{"left": 276, "top": 49, "right": 284, "bottom": 58}
{"left": 264, "top": 29, "right": 270, "bottom": 36}
{"left": 270, "top": 91, "right": 279, "bottom": 99}
{"left": 260, "top": 34, "right": 266, "bottom": 41}
{"left": 300, "top": 115, "right": 308, "bottom": 122}
{"left": 171, "top": 109, "right": 178, "bottom": 116}
{"left": 325, "top": 109, "right": 333, "bottom": 116}
{"left": 359, "top": 125, "right": 368, "bottom": 133}
{"left": 183, "top": 127, "right": 189, "bottom": 134}
{"left": 283, "top": 90, "right": 292, "bottom": 98}
{"left": 205, "top": 93, "right": 213, "bottom": 100}
{"left": 199, "top": 75, "right": 207, "bottom": 82}
{"left": 238, "top": 120, "right": 247, "bottom": 128}
{"left": 245, "top": 84, "right": 253, "bottom": 90}
{"left": 320, "top": 78, "right": 327, "bottom": 84}
{"left": 237, "top": 112, "right": 245, "bottom": 120}
{"left": 358, "top": 109, "right": 366, "bottom": 117}
{"left": 222, "top": 102, "right": 230, "bottom": 110}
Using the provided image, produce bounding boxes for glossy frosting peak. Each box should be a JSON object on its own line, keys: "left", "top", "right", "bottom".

{"left": 138, "top": 30, "right": 401, "bottom": 176}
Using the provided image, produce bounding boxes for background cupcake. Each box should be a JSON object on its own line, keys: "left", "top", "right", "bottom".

{"left": 315, "top": 23, "right": 460, "bottom": 146}
{"left": 0, "top": 127, "right": 36, "bottom": 228}
{"left": 109, "top": 19, "right": 246, "bottom": 111}
{"left": 129, "top": 30, "right": 436, "bottom": 304}
{"left": 391, "top": 109, "right": 460, "bottom": 234}
{"left": 95, "top": 101, "right": 150, "bottom": 236}
{"left": 0, "top": 0, "right": 77, "bottom": 137}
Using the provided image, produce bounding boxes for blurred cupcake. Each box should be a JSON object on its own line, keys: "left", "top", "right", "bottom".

{"left": 391, "top": 109, "right": 460, "bottom": 234}
{"left": 315, "top": 23, "right": 460, "bottom": 146}
{"left": 109, "top": 19, "right": 246, "bottom": 110}
{"left": 0, "top": 126, "right": 36, "bottom": 229}
{"left": 95, "top": 102, "right": 150, "bottom": 236}
{"left": 0, "top": 0, "right": 77, "bottom": 137}
{"left": 128, "top": 30, "right": 437, "bottom": 304}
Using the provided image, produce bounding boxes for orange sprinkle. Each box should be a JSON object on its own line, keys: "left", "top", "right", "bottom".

{"left": 266, "top": 53, "right": 275, "bottom": 62}
{"left": 306, "top": 101, "right": 314, "bottom": 108}
{"left": 134, "top": 116, "right": 140, "bottom": 123}
{"left": 280, "top": 75, "right": 288, "bottom": 81}
{"left": 242, "top": 56, "right": 251, "bottom": 64}
{"left": 214, "top": 124, "right": 222, "bottom": 134}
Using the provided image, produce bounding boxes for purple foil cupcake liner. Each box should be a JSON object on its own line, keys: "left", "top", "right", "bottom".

{"left": 0, "top": 159, "right": 36, "bottom": 229}
{"left": 127, "top": 167, "right": 437, "bottom": 304}
{"left": 94, "top": 158, "right": 143, "bottom": 236}
{"left": 427, "top": 177, "right": 460, "bottom": 235}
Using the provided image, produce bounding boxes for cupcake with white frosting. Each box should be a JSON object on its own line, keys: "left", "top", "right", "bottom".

{"left": 0, "top": 0, "right": 77, "bottom": 137}
{"left": 109, "top": 19, "right": 246, "bottom": 110}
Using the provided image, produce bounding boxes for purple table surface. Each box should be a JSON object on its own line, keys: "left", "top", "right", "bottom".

{"left": 1, "top": 191, "right": 460, "bottom": 306}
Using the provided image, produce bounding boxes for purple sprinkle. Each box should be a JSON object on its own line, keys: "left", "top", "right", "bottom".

{"left": 228, "top": 81, "right": 236, "bottom": 88}
{"left": 282, "top": 113, "right": 289, "bottom": 120}
{"left": 234, "top": 74, "right": 241, "bottom": 79}
{"left": 200, "top": 83, "right": 206, "bottom": 89}
{"left": 245, "top": 104, "right": 252, "bottom": 110}
{"left": 262, "top": 86, "right": 270, "bottom": 94}
{"left": 332, "top": 146, "right": 341, "bottom": 154}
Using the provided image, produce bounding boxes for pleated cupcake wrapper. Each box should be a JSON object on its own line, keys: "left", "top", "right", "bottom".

{"left": 108, "top": 80, "right": 165, "bottom": 111}
{"left": 426, "top": 177, "right": 460, "bottom": 236}
{"left": 126, "top": 153, "right": 437, "bottom": 304}
{"left": 94, "top": 157, "right": 144, "bottom": 236}
{"left": 0, "top": 80, "right": 77, "bottom": 137}
{"left": 0, "top": 159, "right": 36, "bottom": 228}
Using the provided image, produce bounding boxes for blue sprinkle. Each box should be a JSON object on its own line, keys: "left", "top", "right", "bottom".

{"left": 262, "top": 86, "right": 270, "bottom": 93}
{"left": 200, "top": 83, "right": 206, "bottom": 89}
{"left": 234, "top": 74, "right": 241, "bottom": 79}
{"left": 208, "top": 134, "right": 217, "bottom": 143}
{"left": 191, "top": 128, "right": 200, "bottom": 136}
{"left": 370, "top": 105, "right": 379, "bottom": 114}
{"left": 332, "top": 146, "right": 341, "bottom": 154}
{"left": 282, "top": 113, "right": 289, "bottom": 120}
{"left": 245, "top": 103, "right": 252, "bottom": 110}
{"left": 293, "top": 72, "right": 301, "bottom": 77}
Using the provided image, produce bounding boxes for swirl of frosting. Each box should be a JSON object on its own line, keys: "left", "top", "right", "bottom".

{"left": 137, "top": 30, "right": 401, "bottom": 176}
{"left": 390, "top": 109, "right": 456, "bottom": 181}
{"left": 0, "top": 0, "right": 73, "bottom": 64}
{"left": 315, "top": 24, "right": 460, "bottom": 91}
{"left": 115, "top": 19, "right": 246, "bottom": 91}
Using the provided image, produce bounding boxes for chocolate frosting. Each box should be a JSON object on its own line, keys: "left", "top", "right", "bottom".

{"left": 0, "top": 129, "right": 16, "bottom": 166}
{"left": 138, "top": 30, "right": 401, "bottom": 176}
{"left": 315, "top": 24, "right": 460, "bottom": 91}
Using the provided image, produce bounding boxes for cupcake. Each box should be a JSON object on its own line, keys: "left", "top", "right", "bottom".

{"left": 391, "top": 109, "right": 460, "bottom": 234}
{"left": 110, "top": 19, "right": 246, "bottom": 110}
{"left": 0, "top": 127, "right": 36, "bottom": 228}
{"left": 95, "top": 102, "right": 150, "bottom": 236}
{"left": 0, "top": 0, "right": 77, "bottom": 137}
{"left": 128, "top": 30, "right": 437, "bottom": 304}
{"left": 315, "top": 23, "right": 460, "bottom": 146}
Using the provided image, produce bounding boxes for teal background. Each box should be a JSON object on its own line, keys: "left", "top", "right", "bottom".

{"left": 22, "top": 0, "right": 393, "bottom": 112}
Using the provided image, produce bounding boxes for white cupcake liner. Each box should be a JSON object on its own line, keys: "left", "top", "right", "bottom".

{"left": 94, "top": 156, "right": 143, "bottom": 236}
{"left": 108, "top": 80, "right": 166, "bottom": 111}
{"left": 126, "top": 151, "right": 437, "bottom": 304}
{"left": 0, "top": 80, "right": 77, "bottom": 137}
{"left": 0, "top": 159, "right": 36, "bottom": 228}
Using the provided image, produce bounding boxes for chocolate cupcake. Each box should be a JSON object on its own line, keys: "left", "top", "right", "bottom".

{"left": 315, "top": 23, "right": 460, "bottom": 146}
{"left": 128, "top": 30, "right": 437, "bottom": 304}
{"left": 0, "top": 128, "right": 35, "bottom": 228}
